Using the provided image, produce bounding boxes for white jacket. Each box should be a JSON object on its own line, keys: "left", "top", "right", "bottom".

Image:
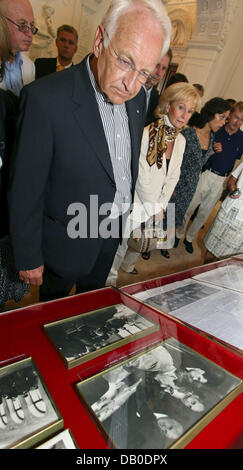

{"left": 131, "top": 125, "right": 186, "bottom": 224}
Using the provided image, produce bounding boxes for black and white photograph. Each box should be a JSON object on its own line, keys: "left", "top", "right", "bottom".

{"left": 36, "top": 429, "right": 77, "bottom": 449}
{"left": 76, "top": 338, "right": 242, "bottom": 449}
{"left": 0, "top": 357, "right": 63, "bottom": 449}
{"left": 44, "top": 303, "right": 159, "bottom": 369}
{"left": 134, "top": 278, "right": 243, "bottom": 352}
{"left": 144, "top": 282, "right": 219, "bottom": 313}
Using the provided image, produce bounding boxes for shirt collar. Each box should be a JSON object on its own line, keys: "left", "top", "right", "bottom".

{"left": 6, "top": 52, "right": 23, "bottom": 70}
{"left": 86, "top": 55, "right": 113, "bottom": 105}
{"left": 56, "top": 58, "right": 73, "bottom": 70}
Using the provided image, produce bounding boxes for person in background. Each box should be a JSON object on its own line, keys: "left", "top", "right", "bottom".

{"left": 35, "top": 24, "right": 79, "bottom": 79}
{"left": 144, "top": 48, "right": 172, "bottom": 126}
{"left": 174, "top": 101, "right": 242, "bottom": 254}
{"left": 0, "top": 15, "right": 29, "bottom": 310}
{"left": 193, "top": 83, "right": 204, "bottom": 98}
{"left": 170, "top": 98, "right": 231, "bottom": 255}
{"left": 0, "top": 0, "right": 36, "bottom": 96}
{"left": 8, "top": 0, "right": 171, "bottom": 302}
{"left": 165, "top": 72, "right": 188, "bottom": 88}
{"left": 204, "top": 161, "right": 243, "bottom": 262}
{"left": 106, "top": 82, "right": 200, "bottom": 284}
{"left": 0, "top": 15, "right": 18, "bottom": 237}
{"left": 226, "top": 98, "right": 236, "bottom": 109}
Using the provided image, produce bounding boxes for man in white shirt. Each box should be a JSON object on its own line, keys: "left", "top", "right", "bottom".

{"left": 0, "top": 0, "right": 36, "bottom": 96}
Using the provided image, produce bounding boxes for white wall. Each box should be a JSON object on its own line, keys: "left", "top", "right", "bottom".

{"left": 180, "top": 0, "right": 243, "bottom": 102}
{"left": 206, "top": 1, "right": 243, "bottom": 101}
{"left": 29, "top": 0, "right": 242, "bottom": 102}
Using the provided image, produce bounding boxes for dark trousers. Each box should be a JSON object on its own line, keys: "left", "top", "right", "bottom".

{"left": 39, "top": 236, "right": 120, "bottom": 302}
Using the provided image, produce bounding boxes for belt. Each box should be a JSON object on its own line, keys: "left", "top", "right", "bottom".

{"left": 207, "top": 168, "right": 230, "bottom": 177}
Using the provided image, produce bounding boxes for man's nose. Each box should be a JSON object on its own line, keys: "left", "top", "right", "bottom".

{"left": 25, "top": 28, "right": 33, "bottom": 37}
{"left": 123, "top": 70, "right": 141, "bottom": 91}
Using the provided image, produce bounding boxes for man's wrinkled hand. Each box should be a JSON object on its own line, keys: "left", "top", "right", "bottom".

{"left": 19, "top": 266, "right": 44, "bottom": 286}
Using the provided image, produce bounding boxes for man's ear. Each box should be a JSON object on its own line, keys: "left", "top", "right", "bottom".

{"left": 93, "top": 24, "right": 105, "bottom": 58}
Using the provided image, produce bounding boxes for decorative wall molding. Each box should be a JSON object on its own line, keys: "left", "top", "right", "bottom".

{"left": 167, "top": 1, "right": 197, "bottom": 68}
{"left": 28, "top": 0, "right": 242, "bottom": 101}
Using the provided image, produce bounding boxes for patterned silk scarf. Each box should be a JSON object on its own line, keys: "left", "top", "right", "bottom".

{"left": 146, "top": 115, "right": 182, "bottom": 169}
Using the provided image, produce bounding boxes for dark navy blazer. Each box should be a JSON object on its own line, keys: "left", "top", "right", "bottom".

{"left": 8, "top": 58, "right": 146, "bottom": 278}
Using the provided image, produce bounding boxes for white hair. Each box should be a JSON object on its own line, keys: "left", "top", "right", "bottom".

{"left": 101, "top": 0, "right": 171, "bottom": 58}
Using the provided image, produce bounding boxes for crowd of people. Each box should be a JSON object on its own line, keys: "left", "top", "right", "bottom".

{"left": 0, "top": 0, "right": 242, "bottom": 307}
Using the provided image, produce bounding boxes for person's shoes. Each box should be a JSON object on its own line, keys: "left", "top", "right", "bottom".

{"left": 183, "top": 239, "right": 193, "bottom": 254}
{"left": 141, "top": 252, "right": 150, "bottom": 260}
{"left": 160, "top": 249, "right": 170, "bottom": 259}
{"left": 173, "top": 236, "right": 180, "bottom": 248}
{"left": 129, "top": 268, "right": 138, "bottom": 275}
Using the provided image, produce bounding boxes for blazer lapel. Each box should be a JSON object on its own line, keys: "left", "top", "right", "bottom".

{"left": 71, "top": 61, "right": 115, "bottom": 183}
{"left": 71, "top": 60, "right": 145, "bottom": 190}
{"left": 126, "top": 95, "right": 144, "bottom": 192}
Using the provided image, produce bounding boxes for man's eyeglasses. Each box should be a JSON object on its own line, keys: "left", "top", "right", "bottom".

{"left": 104, "top": 30, "right": 152, "bottom": 85}
{"left": 3, "top": 16, "right": 38, "bottom": 35}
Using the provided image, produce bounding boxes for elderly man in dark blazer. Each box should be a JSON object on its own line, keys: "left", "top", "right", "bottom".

{"left": 8, "top": 0, "right": 171, "bottom": 302}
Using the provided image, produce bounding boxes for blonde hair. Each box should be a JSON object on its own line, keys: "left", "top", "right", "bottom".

{"left": 0, "top": 15, "right": 12, "bottom": 79}
{"left": 155, "top": 82, "right": 201, "bottom": 118}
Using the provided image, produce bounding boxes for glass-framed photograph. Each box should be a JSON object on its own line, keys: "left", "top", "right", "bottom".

{"left": 0, "top": 357, "right": 63, "bottom": 449}
{"left": 76, "top": 337, "right": 242, "bottom": 449}
{"left": 44, "top": 303, "right": 159, "bottom": 369}
{"left": 144, "top": 280, "right": 219, "bottom": 313}
{"left": 36, "top": 429, "right": 77, "bottom": 449}
{"left": 133, "top": 278, "right": 243, "bottom": 353}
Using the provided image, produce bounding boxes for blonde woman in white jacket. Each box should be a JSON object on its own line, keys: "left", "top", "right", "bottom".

{"left": 107, "top": 82, "right": 200, "bottom": 285}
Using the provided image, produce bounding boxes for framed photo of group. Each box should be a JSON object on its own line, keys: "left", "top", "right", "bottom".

{"left": 76, "top": 337, "right": 242, "bottom": 449}
{"left": 44, "top": 302, "right": 159, "bottom": 369}
{"left": 0, "top": 357, "right": 63, "bottom": 449}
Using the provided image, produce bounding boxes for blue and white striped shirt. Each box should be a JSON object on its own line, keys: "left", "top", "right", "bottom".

{"left": 86, "top": 56, "right": 132, "bottom": 218}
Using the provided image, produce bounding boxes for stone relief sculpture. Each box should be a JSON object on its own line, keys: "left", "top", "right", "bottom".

{"left": 29, "top": 4, "right": 56, "bottom": 61}
{"left": 171, "top": 19, "right": 185, "bottom": 46}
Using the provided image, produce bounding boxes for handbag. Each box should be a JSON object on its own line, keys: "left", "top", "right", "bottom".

{"left": 0, "top": 236, "right": 30, "bottom": 311}
{"left": 127, "top": 225, "right": 167, "bottom": 253}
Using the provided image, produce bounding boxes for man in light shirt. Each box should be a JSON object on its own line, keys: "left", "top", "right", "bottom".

{"left": 0, "top": 0, "right": 36, "bottom": 96}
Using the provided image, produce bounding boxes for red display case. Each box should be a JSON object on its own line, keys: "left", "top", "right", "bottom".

{"left": 0, "top": 277, "right": 243, "bottom": 449}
